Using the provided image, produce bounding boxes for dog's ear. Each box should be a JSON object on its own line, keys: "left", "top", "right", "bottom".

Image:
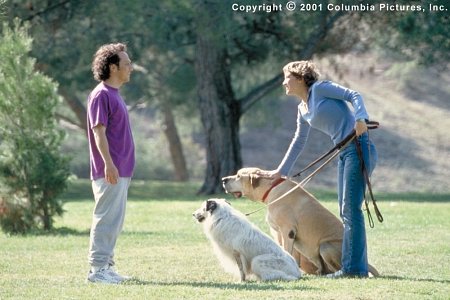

{"left": 206, "top": 200, "right": 217, "bottom": 213}
{"left": 250, "top": 173, "right": 261, "bottom": 188}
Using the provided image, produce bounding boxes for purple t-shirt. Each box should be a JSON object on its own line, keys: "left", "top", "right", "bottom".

{"left": 87, "top": 82, "right": 135, "bottom": 180}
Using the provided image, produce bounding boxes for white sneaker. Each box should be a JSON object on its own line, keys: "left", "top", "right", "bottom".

{"left": 87, "top": 265, "right": 127, "bottom": 284}
{"left": 108, "top": 265, "right": 131, "bottom": 281}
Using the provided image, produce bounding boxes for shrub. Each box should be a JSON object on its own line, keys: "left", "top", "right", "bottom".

{"left": 0, "top": 20, "right": 70, "bottom": 234}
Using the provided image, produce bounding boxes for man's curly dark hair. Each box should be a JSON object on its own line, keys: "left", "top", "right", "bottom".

{"left": 92, "top": 43, "right": 127, "bottom": 82}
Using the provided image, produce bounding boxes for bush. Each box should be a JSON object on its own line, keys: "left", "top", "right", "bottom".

{"left": 0, "top": 20, "right": 70, "bottom": 234}
{"left": 0, "top": 198, "right": 33, "bottom": 234}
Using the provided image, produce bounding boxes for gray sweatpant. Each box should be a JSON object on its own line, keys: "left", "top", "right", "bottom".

{"left": 88, "top": 177, "right": 131, "bottom": 268}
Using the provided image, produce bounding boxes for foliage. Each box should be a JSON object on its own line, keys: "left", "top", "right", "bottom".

{"left": 369, "top": 0, "right": 450, "bottom": 66}
{"left": 3, "top": 0, "right": 449, "bottom": 191}
{"left": 0, "top": 20, "right": 70, "bottom": 234}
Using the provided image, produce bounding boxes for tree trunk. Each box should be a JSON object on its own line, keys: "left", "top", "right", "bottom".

{"left": 160, "top": 101, "right": 189, "bottom": 181}
{"left": 42, "top": 204, "right": 51, "bottom": 230}
{"left": 195, "top": 3, "right": 242, "bottom": 194}
{"left": 192, "top": 4, "right": 345, "bottom": 194}
{"left": 59, "top": 88, "right": 87, "bottom": 132}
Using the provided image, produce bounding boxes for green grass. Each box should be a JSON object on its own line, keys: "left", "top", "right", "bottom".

{"left": 1, "top": 180, "right": 449, "bottom": 299}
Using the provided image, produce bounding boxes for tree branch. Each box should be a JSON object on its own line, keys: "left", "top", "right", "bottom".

{"left": 56, "top": 113, "right": 83, "bottom": 131}
{"left": 239, "top": 11, "right": 347, "bottom": 114}
{"left": 23, "top": 0, "right": 74, "bottom": 22}
{"left": 59, "top": 88, "right": 87, "bottom": 132}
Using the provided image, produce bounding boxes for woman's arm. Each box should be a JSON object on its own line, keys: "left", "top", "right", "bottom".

{"left": 316, "top": 81, "right": 369, "bottom": 121}
{"left": 316, "top": 81, "right": 369, "bottom": 136}
{"left": 276, "top": 110, "right": 311, "bottom": 176}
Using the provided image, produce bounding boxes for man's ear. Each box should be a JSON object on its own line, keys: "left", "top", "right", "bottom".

{"left": 110, "top": 63, "right": 118, "bottom": 73}
{"left": 206, "top": 200, "right": 217, "bottom": 212}
{"left": 250, "top": 174, "right": 261, "bottom": 188}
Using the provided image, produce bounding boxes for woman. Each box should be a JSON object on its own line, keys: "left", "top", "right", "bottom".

{"left": 260, "top": 60, "right": 377, "bottom": 278}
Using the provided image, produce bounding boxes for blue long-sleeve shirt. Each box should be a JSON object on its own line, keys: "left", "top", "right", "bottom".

{"left": 277, "top": 80, "right": 369, "bottom": 176}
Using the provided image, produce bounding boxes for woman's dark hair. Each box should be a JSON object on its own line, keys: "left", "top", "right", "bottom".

{"left": 283, "top": 60, "right": 320, "bottom": 87}
{"left": 92, "top": 43, "right": 127, "bottom": 81}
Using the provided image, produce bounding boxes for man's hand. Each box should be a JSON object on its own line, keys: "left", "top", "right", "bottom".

{"left": 92, "top": 124, "right": 119, "bottom": 185}
{"left": 105, "top": 162, "right": 119, "bottom": 185}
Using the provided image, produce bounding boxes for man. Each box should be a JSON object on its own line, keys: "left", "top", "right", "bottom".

{"left": 86, "top": 43, "right": 135, "bottom": 284}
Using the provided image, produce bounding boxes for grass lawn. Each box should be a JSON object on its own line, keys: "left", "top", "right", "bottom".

{"left": 1, "top": 179, "right": 449, "bottom": 300}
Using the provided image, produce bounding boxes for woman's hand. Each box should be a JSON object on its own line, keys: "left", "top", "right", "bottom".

{"left": 355, "top": 119, "right": 368, "bottom": 136}
{"left": 257, "top": 169, "right": 282, "bottom": 181}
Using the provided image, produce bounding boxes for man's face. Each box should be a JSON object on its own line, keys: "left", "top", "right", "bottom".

{"left": 115, "top": 51, "right": 133, "bottom": 84}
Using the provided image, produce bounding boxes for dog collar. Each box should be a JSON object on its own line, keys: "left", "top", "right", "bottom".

{"left": 262, "top": 178, "right": 286, "bottom": 203}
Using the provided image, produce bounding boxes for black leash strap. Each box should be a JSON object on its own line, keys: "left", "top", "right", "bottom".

{"left": 354, "top": 137, "right": 384, "bottom": 228}
{"left": 292, "top": 120, "right": 382, "bottom": 227}
{"left": 292, "top": 121, "right": 380, "bottom": 178}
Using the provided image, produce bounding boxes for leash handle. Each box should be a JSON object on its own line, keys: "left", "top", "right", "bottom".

{"left": 361, "top": 121, "right": 383, "bottom": 224}
{"left": 364, "top": 200, "right": 374, "bottom": 228}
{"left": 354, "top": 137, "right": 383, "bottom": 227}
{"left": 366, "top": 120, "right": 380, "bottom": 130}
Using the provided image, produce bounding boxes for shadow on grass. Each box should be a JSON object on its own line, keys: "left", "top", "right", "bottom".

{"left": 27, "top": 226, "right": 90, "bottom": 236}
{"left": 21, "top": 228, "right": 165, "bottom": 237}
{"left": 61, "top": 179, "right": 206, "bottom": 202}
{"left": 377, "top": 275, "right": 450, "bottom": 285}
{"left": 122, "top": 279, "right": 317, "bottom": 291}
{"left": 122, "top": 275, "right": 449, "bottom": 289}
{"left": 375, "top": 193, "right": 450, "bottom": 203}
{"left": 309, "top": 189, "right": 450, "bottom": 203}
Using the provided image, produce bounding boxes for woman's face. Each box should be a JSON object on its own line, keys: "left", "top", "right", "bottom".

{"left": 282, "top": 71, "right": 304, "bottom": 97}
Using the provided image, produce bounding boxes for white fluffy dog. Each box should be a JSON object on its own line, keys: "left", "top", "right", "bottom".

{"left": 193, "top": 198, "right": 301, "bottom": 282}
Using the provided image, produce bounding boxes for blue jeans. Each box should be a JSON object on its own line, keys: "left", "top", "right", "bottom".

{"left": 337, "top": 133, "right": 377, "bottom": 276}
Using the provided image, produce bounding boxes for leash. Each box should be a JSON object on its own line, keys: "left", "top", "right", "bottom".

{"left": 354, "top": 136, "right": 384, "bottom": 228}
{"left": 246, "top": 121, "right": 383, "bottom": 226}
{"left": 294, "top": 120, "right": 383, "bottom": 227}
{"left": 245, "top": 133, "right": 355, "bottom": 216}
{"left": 292, "top": 121, "right": 380, "bottom": 178}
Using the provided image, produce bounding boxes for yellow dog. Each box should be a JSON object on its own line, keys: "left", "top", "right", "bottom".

{"left": 222, "top": 167, "right": 379, "bottom": 276}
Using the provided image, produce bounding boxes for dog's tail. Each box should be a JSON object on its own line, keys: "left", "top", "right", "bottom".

{"left": 368, "top": 264, "right": 379, "bottom": 277}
